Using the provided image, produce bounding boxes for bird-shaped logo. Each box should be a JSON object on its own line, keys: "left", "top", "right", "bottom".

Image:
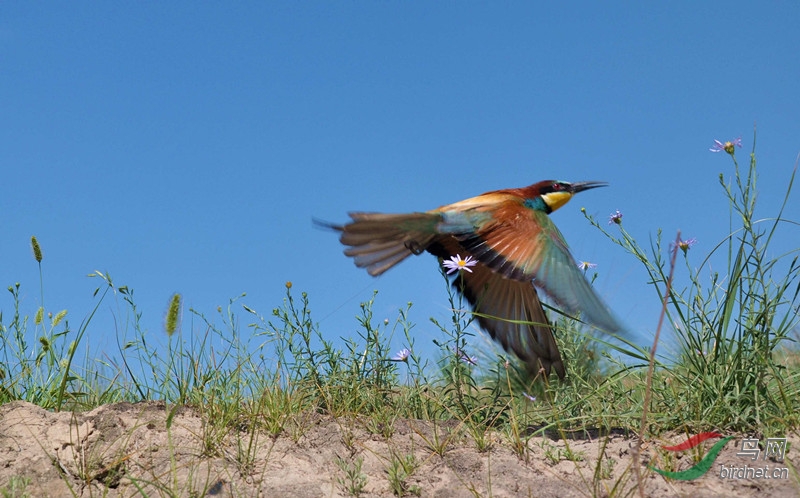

{"left": 320, "top": 180, "right": 624, "bottom": 379}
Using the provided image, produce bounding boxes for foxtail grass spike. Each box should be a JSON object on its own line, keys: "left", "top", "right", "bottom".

{"left": 165, "top": 293, "right": 182, "bottom": 336}
{"left": 31, "top": 236, "right": 43, "bottom": 263}
{"left": 52, "top": 309, "right": 68, "bottom": 328}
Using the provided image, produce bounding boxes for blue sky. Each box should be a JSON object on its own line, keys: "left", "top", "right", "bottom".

{"left": 2, "top": 3, "right": 799, "bottom": 371}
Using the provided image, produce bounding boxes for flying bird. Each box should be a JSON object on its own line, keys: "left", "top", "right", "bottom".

{"left": 320, "top": 180, "right": 623, "bottom": 379}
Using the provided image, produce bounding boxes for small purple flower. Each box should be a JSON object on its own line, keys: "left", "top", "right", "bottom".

{"left": 670, "top": 237, "right": 697, "bottom": 255}
{"left": 577, "top": 261, "right": 597, "bottom": 271}
{"left": 391, "top": 348, "right": 411, "bottom": 362}
{"left": 522, "top": 392, "right": 537, "bottom": 402}
{"left": 442, "top": 254, "right": 478, "bottom": 274}
{"left": 608, "top": 210, "right": 623, "bottom": 225}
{"left": 710, "top": 137, "right": 742, "bottom": 155}
{"left": 453, "top": 347, "right": 477, "bottom": 366}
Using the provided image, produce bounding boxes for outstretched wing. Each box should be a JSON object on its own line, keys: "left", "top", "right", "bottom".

{"left": 428, "top": 239, "right": 565, "bottom": 379}
{"left": 452, "top": 202, "right": 624, "bottom": 335}
{"left": 453, "top": 262, "right": 565, "bottom": 378}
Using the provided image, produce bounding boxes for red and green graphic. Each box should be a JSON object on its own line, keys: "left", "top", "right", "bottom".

{"left": 649, "top": 432, "right": 733, "bottom": 480}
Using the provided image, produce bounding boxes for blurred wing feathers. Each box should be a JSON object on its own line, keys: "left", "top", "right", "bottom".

{"left": 453, "top": 260, "right": 565, "bottom": 378}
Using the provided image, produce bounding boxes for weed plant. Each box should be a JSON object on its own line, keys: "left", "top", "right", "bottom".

{"left": 584, "top": 134, "right": 800, "bottom": 435}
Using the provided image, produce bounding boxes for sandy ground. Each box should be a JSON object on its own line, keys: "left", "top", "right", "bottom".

{"left": 0, "top": 401, "right": 796, "bottom": 497}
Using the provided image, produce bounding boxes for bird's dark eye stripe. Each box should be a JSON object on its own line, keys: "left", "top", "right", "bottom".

{"left": 540, "top": 182, "right": 565, "bottom": 194}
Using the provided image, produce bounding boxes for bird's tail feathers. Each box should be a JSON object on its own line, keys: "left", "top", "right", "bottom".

{"left": 321, "top": 212, "right": 441, "bottom": 276}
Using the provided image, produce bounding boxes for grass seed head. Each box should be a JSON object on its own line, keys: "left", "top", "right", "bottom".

{"left": 31, "top": 236, "right": 43, "bottom": 263}
{"left": 165, "top": 293, "right": 182, "bottom": 336}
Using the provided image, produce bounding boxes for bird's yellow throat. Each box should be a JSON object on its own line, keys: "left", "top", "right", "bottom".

{"left": 541, "top": 191, "right": 573, "bottom": 212}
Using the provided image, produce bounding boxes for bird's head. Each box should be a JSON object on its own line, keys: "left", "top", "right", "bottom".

{"left": 528, "top": 180, "right": 608, "bottom": 213}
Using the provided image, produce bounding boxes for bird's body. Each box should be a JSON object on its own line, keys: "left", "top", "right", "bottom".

{"left": 323, "top": 180, "right": 623, "bottom": 379}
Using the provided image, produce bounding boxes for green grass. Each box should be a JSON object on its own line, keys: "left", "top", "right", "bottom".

{"left": 1, "top": 133, "right": 799, "bottom": 497}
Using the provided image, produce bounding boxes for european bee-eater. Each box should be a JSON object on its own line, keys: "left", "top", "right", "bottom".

{"left": 321, "top": 180, "right": 623, "bottom": 379}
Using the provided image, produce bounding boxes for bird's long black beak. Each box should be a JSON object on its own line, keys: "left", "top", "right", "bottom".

{"left": 570, "top": 181, "right": 608, "bottom": 194}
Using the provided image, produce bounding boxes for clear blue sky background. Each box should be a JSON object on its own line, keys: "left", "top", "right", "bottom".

{"left": 2, "top": 3, "right": 798, "bottom": 372}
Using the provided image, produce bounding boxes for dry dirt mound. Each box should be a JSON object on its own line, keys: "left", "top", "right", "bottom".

{"left": 0, "top": 401, "right": 796, "bottom": 497}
